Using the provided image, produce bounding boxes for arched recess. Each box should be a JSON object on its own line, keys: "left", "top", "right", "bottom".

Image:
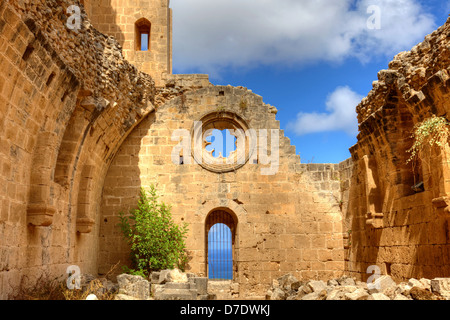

{"left": 205, "top": 209, "right": 237, "bottom": 280}
{"left": 381, "top": 89, "right": 424, "bottom": 198}
{"left": 360, "top": 154, "right": 384, "bottom": 228}
{"left": 54, "top": 103, "right": 91, "bottom": 188}
{"left": 135, "top": 18, "right": 151, "bottom": 51}
{"left": 395, "top": 103, "right": 424, "bottom": 197}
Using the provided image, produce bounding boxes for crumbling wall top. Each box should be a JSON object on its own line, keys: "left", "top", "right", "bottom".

{"left": 356, "top": 17, "right": 450, "bottom": 124}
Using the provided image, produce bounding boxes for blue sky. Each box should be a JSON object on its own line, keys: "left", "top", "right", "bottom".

{"left": 205, "top": 129, "right": 237, "bottom": 158}
{"left": 171, "top": 0, "right": 449, "bottom": 163}
{"left": 208, "top": 223, "right": 233, "bottom": 279}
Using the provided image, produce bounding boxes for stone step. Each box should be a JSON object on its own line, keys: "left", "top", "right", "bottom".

{"left": 164, "top": 282, "right": 192, "bottom": 290}
{"left": 154, "top": 289, "right": 198, "bottom": 300}
{"left": 208, "top": 280, "right": 233, "bottom": 290}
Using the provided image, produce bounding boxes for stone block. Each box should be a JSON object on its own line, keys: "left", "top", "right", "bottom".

{"left": 368, "top": 293, "right": 390, "bottom": 300}
{"left": 192, "top": 277, "right": 208, "bottom": 295}
{"left": 150, "top": 272, "right": 160, "bottom": 284}
{"left": 117, "top": 274, "right": 151, "bottom": 300}
{"left": 345, "top": 288, "right": 369, "bottom": 300}
{"left": 158, "top": 269, "right": 188, "bottom": 284}
{"left": 326, "top": 286, "right": 357, "bottom": 300}
{"left": 301, "top": 290, "right": 327, "bottom": 300}
{"left": 164, "top": 282, "right": 191, "bottom": 290}
{"left": 307, "top": 280, "right": 327, "bottom": 293}
{"left": 154, "top": 289, "right": 197, "bottom": 300}
{"left": 408, "top": 278, "right": 427, "bottom": 289}
{"left": 369, "top": 275, "right": 396, "bottom": 293}
{"left": 337, "top": 276, "right": 356, "bottom": 286}
{"left": 269, "top": 288, "right": 286, "bottom": 300}
{"left": 395, "top": 283, "right": 412, "bottom": 296}
{"left": 277, "top": 273, "right": 299, "bottom": 289}
{"left": 327, "top": 279, "right": 339, "bottom": 287}
{"left": 410, "top": 287, "right": 441, "bottom": 300}
{"left": 431, "top": 278, "right": 450, "bottom": 298}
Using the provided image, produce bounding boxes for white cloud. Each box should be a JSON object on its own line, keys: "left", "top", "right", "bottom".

{"left": 171, "top": 0, "right": 436, "bottom": 75}
{"left": 287, "top": 86, "right": 364, "bottom": 136}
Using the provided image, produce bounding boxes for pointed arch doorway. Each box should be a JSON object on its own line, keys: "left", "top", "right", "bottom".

{"left": 205, "top": 209, "right": 237, "bottom": 280}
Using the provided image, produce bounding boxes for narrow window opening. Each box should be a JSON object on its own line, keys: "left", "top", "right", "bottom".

{"left": 205, "top": 210, "right": 236, "bottom": 281}
{"left": 208, "top": 223, "right": 232, "bottom": 280}
{"left": 135, "top": 18, "right": 151, "bottom": 51}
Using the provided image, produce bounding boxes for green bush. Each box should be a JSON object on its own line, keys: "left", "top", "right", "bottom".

{"left": 117, "top": 186, "right": 189, "bottom": 277}
{"left": 407, "top": 115, "right": 450, "bottom": 164}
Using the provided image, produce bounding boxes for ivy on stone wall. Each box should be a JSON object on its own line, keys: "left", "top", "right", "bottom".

{"left": 407, "top": 115, "right": 450, "bottom": 164}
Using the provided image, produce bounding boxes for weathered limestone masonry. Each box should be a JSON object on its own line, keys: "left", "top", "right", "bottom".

{"left": 0, "top": 0, "right": 348, "bottom": 299}
{"left": 346, "top": 17, "right": 450, "bottom": 282}
{"left": 0, "top": 0, "right": 156, "bottom": 299}
{"left": 6, "top": 0, "right": 450, "bottom": 301}
{"left": 100, "top": 78, "right": 348, "bottom": 297}
{"left": 83, "top": 0, "right": 172, "bottom": 87}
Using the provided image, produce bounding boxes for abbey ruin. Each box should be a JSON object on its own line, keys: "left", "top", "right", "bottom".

{"left": 1, "top": 0, "right": 450, "bottom": 299}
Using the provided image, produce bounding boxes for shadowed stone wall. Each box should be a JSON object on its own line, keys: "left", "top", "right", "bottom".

{"left": 0, "top": 0, "right": 155, "bottom": 299}
{"left": 346, "top": 17, "right": 450, "bottom": 283}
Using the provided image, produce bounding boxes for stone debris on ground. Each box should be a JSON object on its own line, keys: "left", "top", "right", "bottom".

{"left": 78, "top": 269, "right": 450, "bottom": 301}
{"left": 78, "top": 269, "right": 217, "bottom": 300}
{"left": 266, "top": 274, "right": 449, "bottom": 301}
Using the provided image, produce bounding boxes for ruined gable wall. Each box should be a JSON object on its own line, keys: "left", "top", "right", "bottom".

{"left": 0, "top": 0, "right": 156, "bottom": 299}
{"left": 100, "top": 82, "right": 348, "bottom": 297}
{"left": 347, "top": 17, "right": 450, "bottom": 282}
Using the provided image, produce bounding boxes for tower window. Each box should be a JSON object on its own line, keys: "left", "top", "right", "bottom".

{"left": 135, "top": 18, "right": 151, "bottom": 51}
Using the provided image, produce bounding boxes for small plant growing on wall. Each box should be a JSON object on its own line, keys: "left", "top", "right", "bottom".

{"left": 117, "top": 185, "right": 189, "bottom": 277}
{"left": 407, "top": 115, "right": 450, "bottom": 164}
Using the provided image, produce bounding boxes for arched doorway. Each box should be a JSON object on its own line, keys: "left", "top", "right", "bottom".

{"left": 205, "top": 210, "right": 237, "bottom": 280}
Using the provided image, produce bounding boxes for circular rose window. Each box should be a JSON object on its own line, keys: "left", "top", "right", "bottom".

{"left": 191, "top": 111, "right": 255, "bottom": 173}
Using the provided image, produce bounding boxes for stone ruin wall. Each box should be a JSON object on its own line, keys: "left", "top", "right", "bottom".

{"left": 83, "top": 0, "right": 172, "bottom": 87}
{"left": 0, "top": 0, "right": 349, "bottom": 299}
{"left": 99, "top": 79, "right": 350, "bottom": 297}
{"left": 346, "top": 17, "right": 450, "bottom": 283}
{"left": 0, "top": 0, "right": 156, "bottom": 299}
{"left": 2, "top": 0, "right": 450, "bottom": 300}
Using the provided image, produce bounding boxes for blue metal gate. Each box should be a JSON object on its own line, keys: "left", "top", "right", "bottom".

{"left": 206, "top": 210, "right": 235, "bottom": 280}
